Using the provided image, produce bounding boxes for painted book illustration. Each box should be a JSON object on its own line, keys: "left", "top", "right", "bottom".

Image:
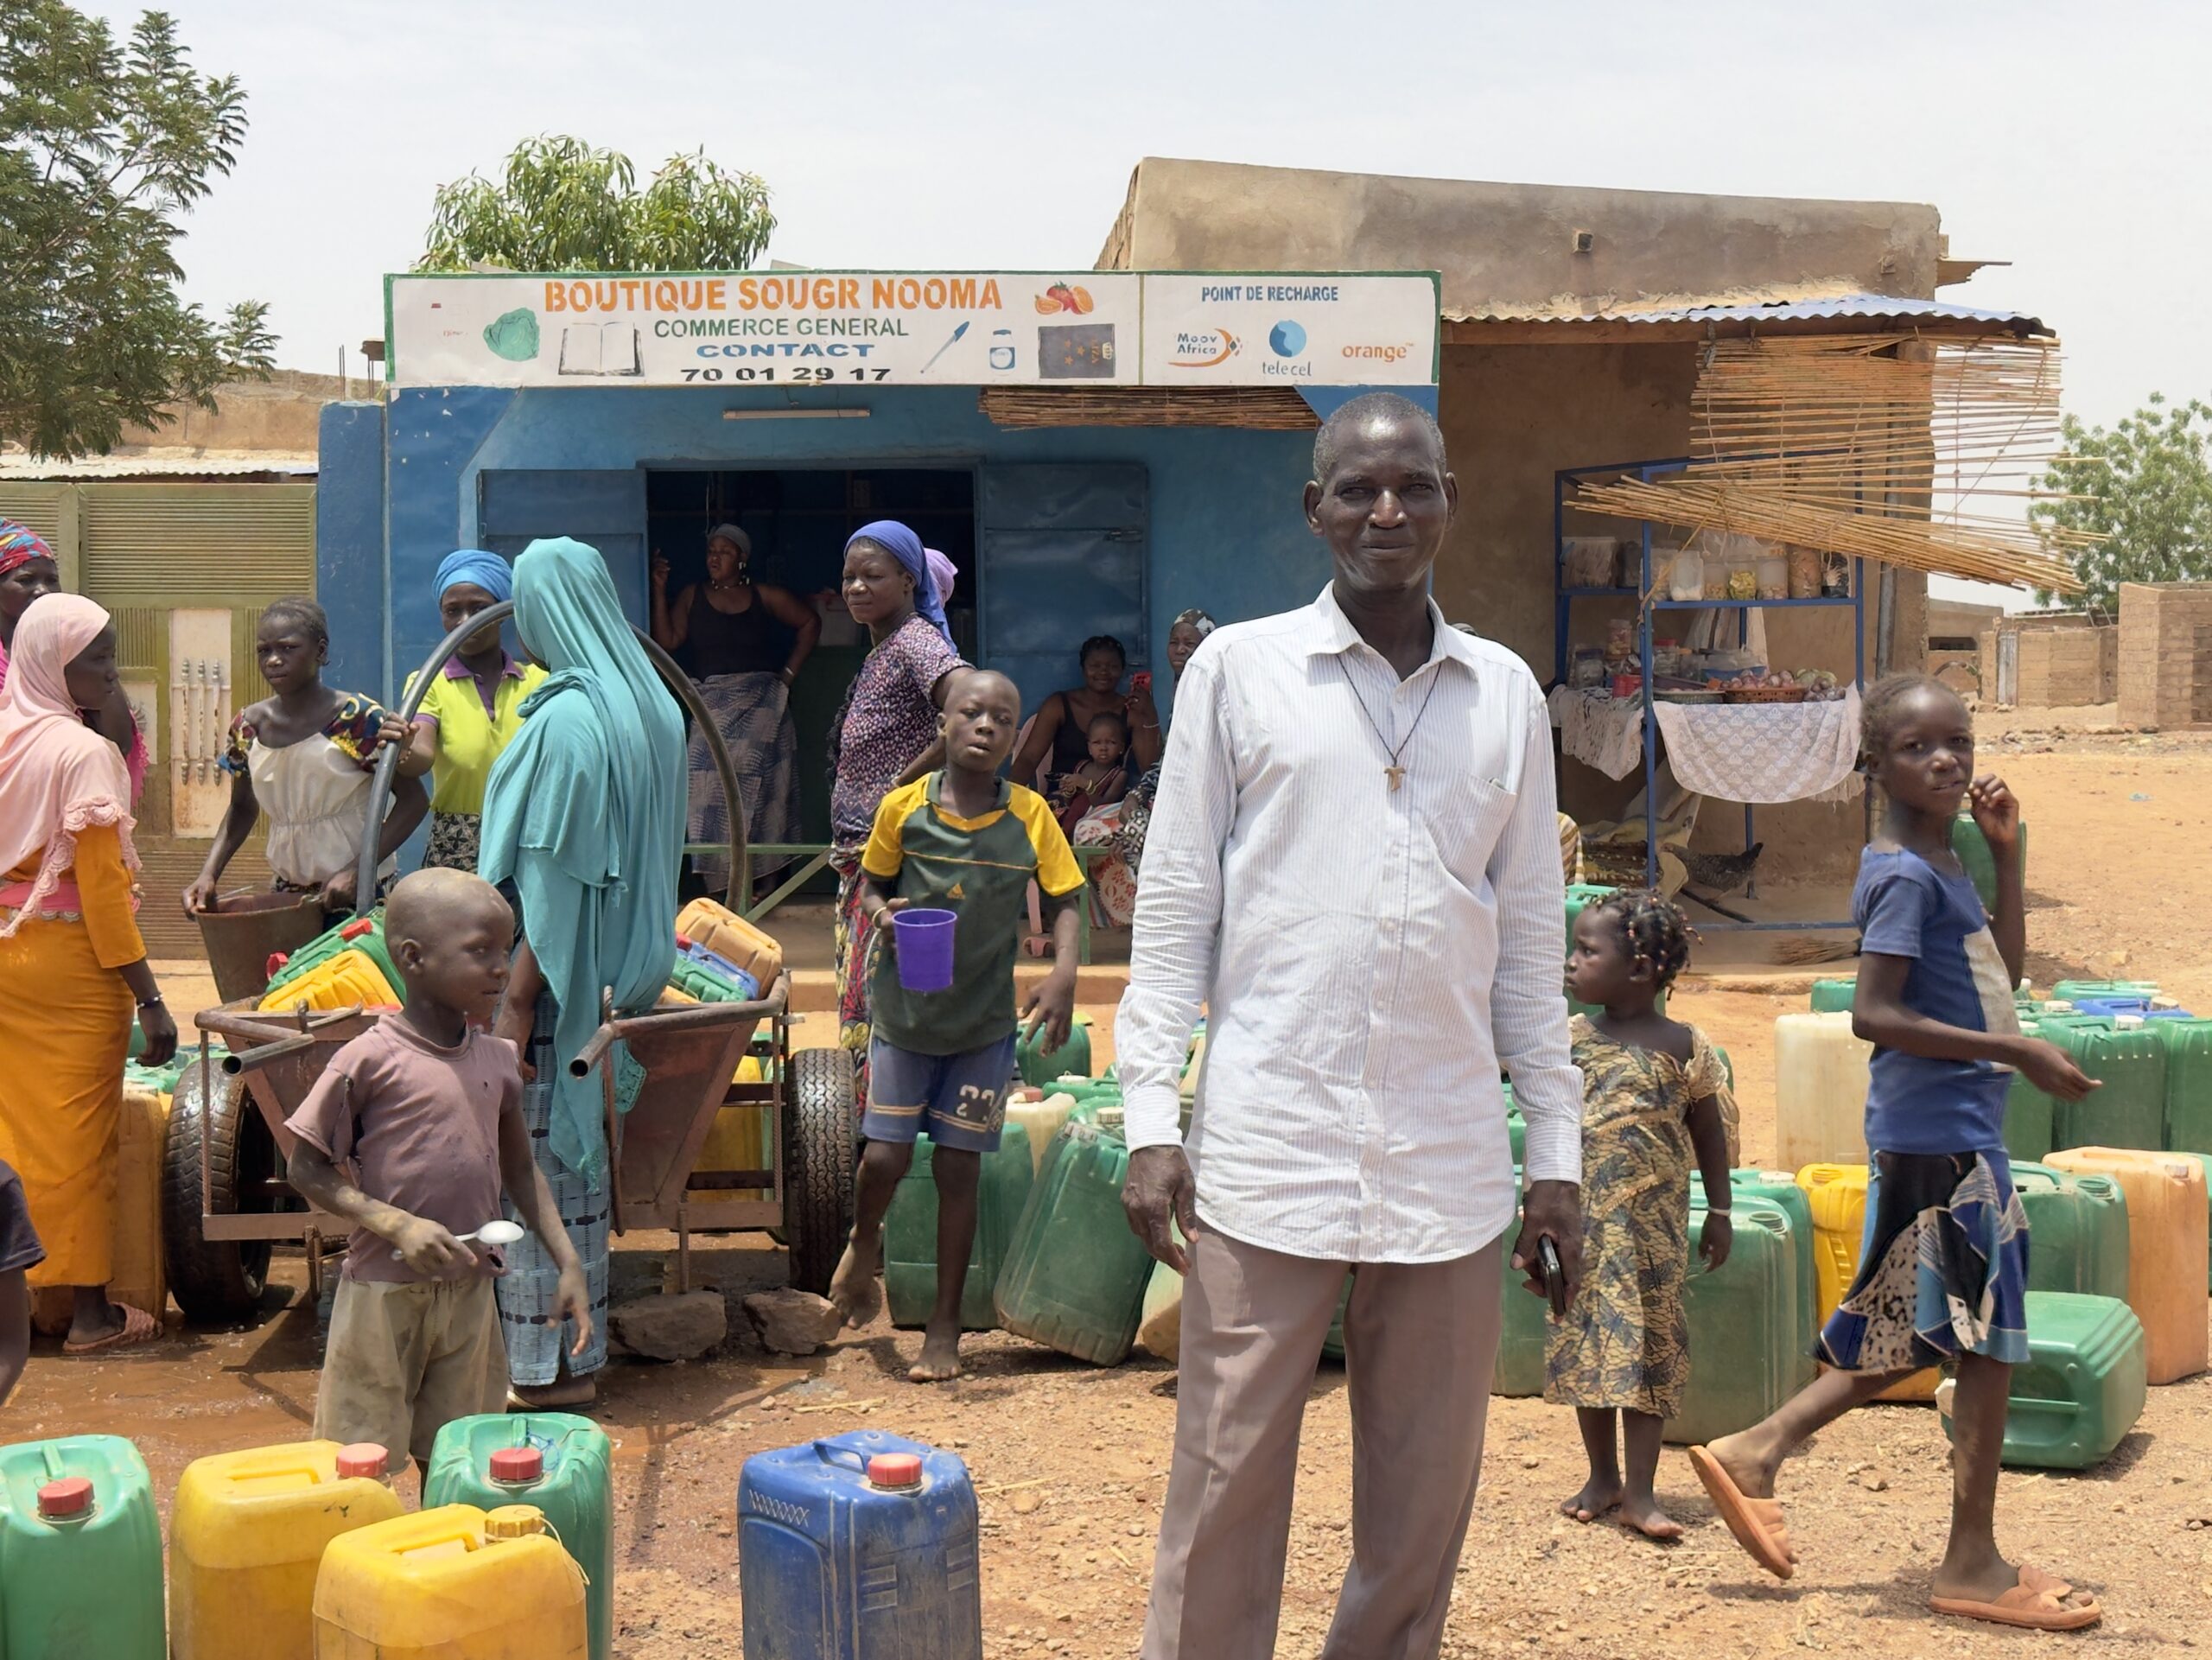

{"left": 558, "top": 321, "right": 642, "bottom": 377}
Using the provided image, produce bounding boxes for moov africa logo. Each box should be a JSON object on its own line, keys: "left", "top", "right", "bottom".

{"left": 1167, "top": 327, "right": 1238, "bottom": 367}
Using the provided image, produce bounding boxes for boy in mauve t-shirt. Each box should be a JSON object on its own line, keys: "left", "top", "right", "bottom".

{"left": 284, "top": 867, "right": 590, "bottom": 1471}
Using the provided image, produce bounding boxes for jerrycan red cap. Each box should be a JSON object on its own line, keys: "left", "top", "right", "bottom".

{"left": 37, "top": 1477, "right": 92, "bottom": 1519}
{"left": 868, "top": 1453, "right": 924, "bottom": 1490}
{"left": 490, "top": 1446, "right": 543, "bottom": 1484}
{"left": 336, "top": 1443, "right": 389, "bottom": 1479}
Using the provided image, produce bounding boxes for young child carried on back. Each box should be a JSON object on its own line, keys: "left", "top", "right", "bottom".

{"left": 1547, "top": 889, "right": 1738, "bottom": 1542}
{"left": 1689, "top": 673, "right": 2103, "bottom": 1631}
{"left": 1049, "top": 710, "right": 1130, "bottom": 836}
{"left": 829, "top": 669, "right": 1084, "bottom": 1382}
{"left": 283, "top": 867, "right": 593, "bottom": 1472}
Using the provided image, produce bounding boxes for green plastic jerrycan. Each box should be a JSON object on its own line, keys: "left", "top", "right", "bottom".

{"left": 1319, "top": 1272, "right": 1355, "bottom": 1363}
{"left": 1017, "top": 1014, "right": 1092, "bottom": 1089}
{"left": 1664, "top": 1200, "right": 1800, "bottom": 1447}
{"left": 995, "top": 1109, "right": 1155, "bottom": 1365}
{"left": 1491, "top": 1169, "right": 1550, "bottom": 1397}
{"left": 1720, "top": 1172, "right": 1818, "bottom": 1390}
{"left": 0, "top": 1434, "right": 164, "bottom": 1659}
{"left": 424, "top": 1412, "right": 613, "bottom": 1660}
{"left": 1949, "top": 811, "right": 2024, "bottom": 915}
{"left": 883, "top": 1127, "right": 1035, "bottom": 1331}
{"left": 2040, "top": 1018, "right": 2167, "bottom": 1151}
{"left": 2051, "top": 980, "right": 2159, "bottom": 1006}
{"left": 2003, "top": 1065, "right": 2057, "bottom": 1165}
{"left": 1942, "top": 1292, "right": 2145, "bottom": 1470}
{"left": 1809, "top": 977, "right": 1857, "bottom": 1014}
{"left": 2155, "top": 1018, "right": 2212, "bottom": 1154}
{"left": 2012, "top": 1162, "right": 2131, "bottom": 1301}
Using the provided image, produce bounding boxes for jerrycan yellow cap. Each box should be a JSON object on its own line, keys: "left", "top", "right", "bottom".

{"left": 485, "top": 1504, "right": 547, "bottom": 1540}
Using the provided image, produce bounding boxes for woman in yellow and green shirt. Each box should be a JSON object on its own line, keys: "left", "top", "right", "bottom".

{"left": 404, "top": 550, "right": 547, "bottom": 872}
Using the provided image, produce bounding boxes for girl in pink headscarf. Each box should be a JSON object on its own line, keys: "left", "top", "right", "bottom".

{"left": 0, "top": 593, "right": 175, "bottom": 1353}
{"left": 0, "top": 521, "right": 149, "bottom": 804}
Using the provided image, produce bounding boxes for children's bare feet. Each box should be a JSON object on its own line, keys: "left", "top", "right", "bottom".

{"left": 908, "top": 1320, "right": 963, "bottom": 1383}
{"left": 1618, "top": 1494, "right": 1683, "bottom": 1542}
{"left": 1559, "top": 1478, "right": 1623, "bottom": 1523}
{"left": 828, "top": 1234, "right": 883, "bottom": 1329}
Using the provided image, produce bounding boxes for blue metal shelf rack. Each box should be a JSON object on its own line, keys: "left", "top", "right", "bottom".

{"left": 1554, "top": 456, "right": 1867, "bottom": 932}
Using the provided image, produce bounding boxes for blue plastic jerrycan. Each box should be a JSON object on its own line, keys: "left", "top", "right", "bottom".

{"left": 737, "top": 1430, "right": 981, "bottom": 1659}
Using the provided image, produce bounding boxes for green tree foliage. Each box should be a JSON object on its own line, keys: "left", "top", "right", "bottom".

{"left": 0, "top": 3, "right": 273, "bottom": 458}
{"left": 416, "top": 137, "right": 776, "bottom": 274}
{"left": 2034, "top": 393, "right": 2212, "bottom": 610}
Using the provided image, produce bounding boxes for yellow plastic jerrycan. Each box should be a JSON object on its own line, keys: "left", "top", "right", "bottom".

{"left": 313, "top": 1503, "right": 587, "bottom": 1660}
{"left": 171, "top": 1440, "right": 404, "bottom": 1660}
{"left": 111, "top": 1081, "right": 170, "bottom": 1323}
{"left": 257, "top": 947, "right": 398, "bottom": 1014}
{"left": 1795, "top": 1162, "right": 1939, "bottom": 1402}
{"left": 2048, "top": 1147, "right": 2209, "bottom": 1383}
{"left": 1773, "top": 1013, "right": 1872, "bottom": 1170}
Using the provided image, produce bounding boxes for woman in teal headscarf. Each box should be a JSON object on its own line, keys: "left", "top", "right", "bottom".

{"left": 483, "top": 537, "right": 685, "bottom": 1406}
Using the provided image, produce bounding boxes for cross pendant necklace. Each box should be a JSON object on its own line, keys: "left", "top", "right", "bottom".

{"left": 1340, "top": 663, "right": 1441, "bottom": 792}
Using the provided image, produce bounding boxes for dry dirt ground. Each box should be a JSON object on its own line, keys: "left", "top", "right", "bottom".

{"left": 16, "top": 737, "right": 2212, "bottom": 1657}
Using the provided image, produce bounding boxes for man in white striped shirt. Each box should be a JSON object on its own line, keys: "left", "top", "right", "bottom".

{"left": 1119, "top": 392, "right": 1585, "bottom": 1659}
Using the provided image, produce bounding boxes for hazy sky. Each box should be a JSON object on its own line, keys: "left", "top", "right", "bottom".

{"left": 87, "top": 0, "right": 2212, "bottom": 603}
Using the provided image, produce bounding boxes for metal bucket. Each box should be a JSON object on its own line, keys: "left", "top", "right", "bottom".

{"left": 194, "top": 892, "right": 325, "bottom": 1003}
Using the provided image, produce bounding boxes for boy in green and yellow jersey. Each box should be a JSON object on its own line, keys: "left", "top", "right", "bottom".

{"left": 829, "top": 669, "right": 1084, "bottom": 1381}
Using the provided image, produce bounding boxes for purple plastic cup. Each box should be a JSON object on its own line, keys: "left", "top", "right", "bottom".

{"left": 891, "top": 907, "right": 957, "bottom": 993}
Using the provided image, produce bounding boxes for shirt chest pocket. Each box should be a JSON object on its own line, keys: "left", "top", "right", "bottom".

{"left": 1421, "top": 704, "right": 1524, "bottom": 881}
{"left": 1427, "top": 773, "right": 1519, "bottom": 883}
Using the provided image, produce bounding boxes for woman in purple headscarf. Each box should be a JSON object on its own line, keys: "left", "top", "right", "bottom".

{"left": 824, "top": 521, "right": 968, "bottom": 1110}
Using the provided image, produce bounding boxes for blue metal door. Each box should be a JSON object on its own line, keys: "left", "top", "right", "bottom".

{"left": 978, "top": 464, "right": 1147, "bottom": 721}
{"left": 477, "top": 468, "right": 650, "bottom": 626}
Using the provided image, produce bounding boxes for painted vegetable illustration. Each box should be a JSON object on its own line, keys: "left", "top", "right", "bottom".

{"left": 1033, "top": 283, "right": 1096, "bottom": 315}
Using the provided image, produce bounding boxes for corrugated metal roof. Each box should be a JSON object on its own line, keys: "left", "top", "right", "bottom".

{"left": 0, "top": 451, "right": 317, "bottom": 480}
{"left": 1446, "top": 293, "right": 2047, "bottom": 334}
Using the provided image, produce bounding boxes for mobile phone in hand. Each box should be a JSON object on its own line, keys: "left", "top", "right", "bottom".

{"left": 1131, "top": 671, "right": 1152, "bottom": 693}
{"left": 1538, "top": 1236, "right": 1569, "bottom": 1317}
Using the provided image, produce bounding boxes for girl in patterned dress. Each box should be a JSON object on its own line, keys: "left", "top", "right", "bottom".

{"left": 1548, "top": 889, "right": 1736, "bottom": 1542}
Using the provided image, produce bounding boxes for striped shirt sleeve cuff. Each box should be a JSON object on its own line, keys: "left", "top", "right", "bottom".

{"left": 1122, "top": 1084, "right": 1185, "bottom": 1153}
{"left": 1516, "top": 1072, "right": 1585, "bottom": 1186}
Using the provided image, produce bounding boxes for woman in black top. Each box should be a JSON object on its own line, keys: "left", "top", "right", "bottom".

{"left": 1007, "top": 633, "right": 1162, "bottom": 790}
{"left": 651, "top": 525, "right": 820, "bottom": 892}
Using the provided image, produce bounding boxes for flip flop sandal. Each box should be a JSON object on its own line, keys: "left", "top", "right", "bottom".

{"left": 62, "top": 1303, "right": 160, "bottom": 1355}
{"left": 1930, "top": 1575, "right": 2101, "bottom": 1632}
{"left": 1687, "top": 1445, "right": 1795, "bottom": 1580}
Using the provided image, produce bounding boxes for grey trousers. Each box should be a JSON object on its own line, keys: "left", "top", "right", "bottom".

{"left": 1141, "top": 1228, "right": 1503, "bottom": 1660}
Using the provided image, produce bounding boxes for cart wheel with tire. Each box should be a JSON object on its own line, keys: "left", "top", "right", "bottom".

{"left": 161, "top": 1051, "right": 283, "bottom": 1323}
{"left": 784, "top": 1046, "right": 859, "bottom": 1294}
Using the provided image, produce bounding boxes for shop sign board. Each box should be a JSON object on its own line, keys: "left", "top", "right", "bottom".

{"left": 385, "top": 270, "right": 1438, "bottom": 390}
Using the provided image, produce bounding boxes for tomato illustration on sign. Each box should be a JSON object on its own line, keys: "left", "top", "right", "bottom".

{"left": 1033, "top": 283, "right": 1096, "bottom": 315}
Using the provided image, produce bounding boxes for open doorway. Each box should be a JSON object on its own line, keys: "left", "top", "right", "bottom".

{"left": 645, "top": 467, "right": 976, "bottom": 860}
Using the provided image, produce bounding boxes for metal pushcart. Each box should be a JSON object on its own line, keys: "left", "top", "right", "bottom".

{"left": 165, "top": 603, "right": 857, "bottom": 1322}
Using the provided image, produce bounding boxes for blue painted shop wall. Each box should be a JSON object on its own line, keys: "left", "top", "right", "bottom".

{"left": 315, "top": 401, "right": 389, "bottom": 696}
{"left": 342, "top": 384, "right": 1333, "bottom": 722}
